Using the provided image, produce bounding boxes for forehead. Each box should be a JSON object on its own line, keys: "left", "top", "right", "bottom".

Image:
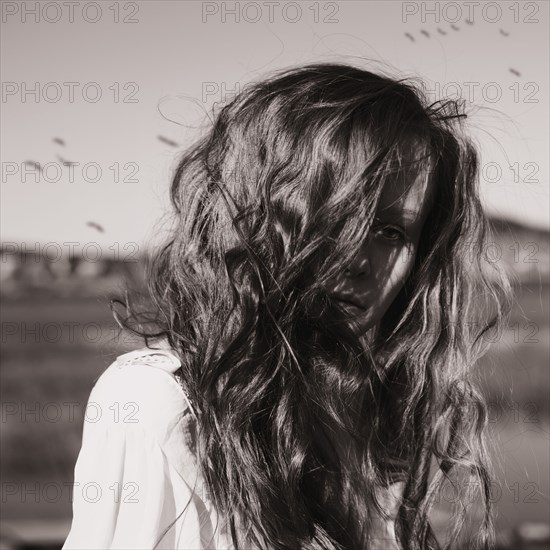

{"left": 377, "top": 165, "right": 434, "bottom": 225}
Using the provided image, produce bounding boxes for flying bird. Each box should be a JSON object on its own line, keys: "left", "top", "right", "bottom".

{"left": 404, "top": 32, "right": 415, "bottom": 42}
{"left": 86, "top": 221, "right": 105, "bottom": 233}
{"left": 500, "top": 29, "right": 510, "bottom": 37}
{"left": 57, "top": 155, "right": 78, "bottom": 166}
{"left": 24, "top": 160, "right": 42, "bottom": 172}
{"left": 53, "top": 138, "right": 65, "bottom": 146}
{"left": 509, "top": 68, "right": 521, "bottom": 77}
{"left": 450, "top": 24, "right": 460, "bottom": 31}
{"left": 157, "top": 135, "right": 180, "bottom": 147}
{"left": 437, "top": 28, "right": 447, "bottom": 36}
{"left": 420, "top": 30, "right": 430, "bottom": 38}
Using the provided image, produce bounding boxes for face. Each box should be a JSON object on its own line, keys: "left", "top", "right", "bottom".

{"left": 327, "top": 170, "right": 434, "bottom": 336}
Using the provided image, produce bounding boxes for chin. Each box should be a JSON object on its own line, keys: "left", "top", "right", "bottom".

{"left": 350, "top": 314, "right": 376, "bottom": 337}
{"left": 337, "top": 302, "right": 382, "bottom": 337}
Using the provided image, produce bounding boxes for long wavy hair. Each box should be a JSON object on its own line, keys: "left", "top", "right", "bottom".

{"left": 112, "top": 62, "right": 512, "bottom": 550}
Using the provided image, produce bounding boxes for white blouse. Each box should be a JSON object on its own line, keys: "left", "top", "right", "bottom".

{"left": 63, "top": 344, "right": 403, "bottom": 550}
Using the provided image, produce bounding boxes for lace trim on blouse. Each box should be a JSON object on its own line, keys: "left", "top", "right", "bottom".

{"left": 115, "top": 347, "right": 198, "bottom": 419}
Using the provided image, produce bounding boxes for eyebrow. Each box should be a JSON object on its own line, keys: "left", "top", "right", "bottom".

{"left": 376, "top": 205, "right": 422, "bottom": 222}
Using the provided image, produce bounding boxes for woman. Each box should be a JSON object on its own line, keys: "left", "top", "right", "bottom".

{"left": 63, "top": 62, "right": 511, "bottom": 550}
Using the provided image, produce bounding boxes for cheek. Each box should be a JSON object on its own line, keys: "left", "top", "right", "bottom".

{"left": 372, "top": 245, "right": 416, "bottom": 303}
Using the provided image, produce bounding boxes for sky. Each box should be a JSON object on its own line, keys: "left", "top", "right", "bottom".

{"left": 1, "top": 0, "right": 549, "bottom": 254}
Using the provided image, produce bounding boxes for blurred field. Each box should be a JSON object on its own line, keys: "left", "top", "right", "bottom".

{"left": 1, "top": 220, "right": 549, "bottom": 549}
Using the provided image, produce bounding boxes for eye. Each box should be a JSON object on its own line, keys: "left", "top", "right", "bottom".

{"left": 373, "top": 222, "right": 406, "bottom": 243}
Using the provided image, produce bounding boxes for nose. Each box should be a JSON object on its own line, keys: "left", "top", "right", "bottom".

{"left": 345, "top": 253, "right": 370, "bottom": 279}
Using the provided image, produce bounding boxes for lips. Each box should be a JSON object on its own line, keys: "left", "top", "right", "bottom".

{"left": 332, "top": 296, "right": 366, "bottom": 311}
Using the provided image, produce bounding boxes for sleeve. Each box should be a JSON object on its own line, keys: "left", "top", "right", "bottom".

{"left": 62, "top": 361, "right": 213, "bottom": 550}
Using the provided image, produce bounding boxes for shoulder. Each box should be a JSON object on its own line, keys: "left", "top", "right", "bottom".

{"left": 85, "top": 344, "right": 196, "bottom": 442}
{"left": 65, "top": 346, "right": 211, "bottom": 550}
